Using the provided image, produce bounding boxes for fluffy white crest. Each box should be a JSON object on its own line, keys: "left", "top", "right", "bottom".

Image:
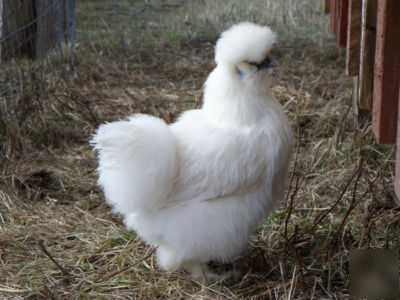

{"left": 215, "top": 22, "right": 276, "bottom": 67}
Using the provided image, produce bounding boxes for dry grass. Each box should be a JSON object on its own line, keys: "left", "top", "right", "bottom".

{"left": 1, "top": 0, "right": 399, "bottom": 299}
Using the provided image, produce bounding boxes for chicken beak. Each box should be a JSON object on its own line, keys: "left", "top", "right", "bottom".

{"left": 257, "top": 57, "right": 277, "bottom": 69}
{"left": 266, "top": 59, "right": 277, "bottom": 68}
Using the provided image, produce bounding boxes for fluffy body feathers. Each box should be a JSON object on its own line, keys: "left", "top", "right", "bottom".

{"left": 92, "top": 22, "right": 294, "bottom": 278}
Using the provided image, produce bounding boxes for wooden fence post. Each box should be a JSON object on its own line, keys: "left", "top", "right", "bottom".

{"left": 0, "top": 0, "right": 36, "bottom": 61}
{"left": 330, "top": 0, "right": 337, "bottom": 32}
{"left": 395, "top": 85, "right": 400, "bottom": 202}
{"left": 372, "top": 0, "right": 400, "bottom": 144}
{"left": 35, "top": 0, "right": 64, "bottom": 58}
{"left": 358, "top": 0, "right": 377, "bottom": 110}
{"left": 322, "top": 0, "right": 331, "bottom": 13}
{"left": 346, "top": 0, "right": 362, "bottom": 76}
{"left": 337, "top": 0, "right": 349, "bottom": 48}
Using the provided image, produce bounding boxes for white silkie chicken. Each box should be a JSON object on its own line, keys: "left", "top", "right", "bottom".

{"left": 92, "top": 22, "right": 294, "bottom": 280}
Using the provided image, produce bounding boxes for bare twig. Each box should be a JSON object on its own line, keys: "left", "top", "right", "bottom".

{"left": 350, "top": 205, "right": 400, "bottom": 249}
{"left": 280, "top": 228, "right": 309, "bottom": 293}
{"left": 285, "top": 145, "right": 321, "bottom": 238}
{"left": 329, "top": 158, "right": 366, "bottom": 249}
{"left": 285, "top": 112, "right": 301, "bottom": 205}
{"left": 38, "top": 240, "right": 72, "bottom": 278}
{"left": 311, "top": 167, "right": 361, "bottom": 232}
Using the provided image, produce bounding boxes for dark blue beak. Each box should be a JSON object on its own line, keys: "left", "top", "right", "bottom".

{"left": 266, "top": 59, "right": 277, "bottom": 68}
{"left": 257, "top": 56, "right": 277, "bottom": 69}
{"left": 248, "top": 56, "right": 277, "bottom": 69}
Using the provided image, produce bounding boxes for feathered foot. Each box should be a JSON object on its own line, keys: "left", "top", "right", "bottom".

{"left": 183, "top": 261, "right": 220, "bottom": 283}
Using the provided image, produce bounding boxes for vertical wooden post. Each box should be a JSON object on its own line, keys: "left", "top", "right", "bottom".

{"left": 395, "top": 85, "right": 400, "bottom": 202}
{"left": 1, "top": 0, "right": 36, "bottom": 61}
{"left": 322, "top": 0, "right": 331, "bottom": 13}
{"left": 372, "top": 0, "right": 400, "bottom": 144}
{"left": 358, "top": 0, "right": 377, "bottom": 110}
{"left": 346, "top": 0, "right": 362, "bottom": 76}
{"left": 0, "top": 0, "right": 3, "bottom": 58}
{"left": 330, "top": 0, "right": 337, "bottom": 32}
{"left": 330, "top": 0, "right": 349, "bottom": 48}
{"left": 347, "top": 0, "right": 362, "bottom": 117}
{"left": 337, "top": 0, "right": 349, "bottom": 48}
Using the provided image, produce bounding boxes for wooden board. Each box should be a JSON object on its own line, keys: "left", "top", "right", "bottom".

{"left": 395, "top": 85, "right": 400, "bottom": 202}
{"left": 358, "top": 0, "right": 377, "bottom": 110}
{"left": 346, "top": 0, "right": 362, "bottom": 76}
{"left": 372, "top": 0, "right": 400, "bottom": 144}
{"left": 322, "top": 0, "right": 331, "bottom": 13}
{"left": 337, "top": 0, "right": 349, "bottom": 48}
{"left": 330, "top": 0, "right": 337, "bottom": 32}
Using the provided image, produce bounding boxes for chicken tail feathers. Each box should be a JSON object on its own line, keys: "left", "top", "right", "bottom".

{"left": 91, "top": 114, "right": 176, "bottom": 214}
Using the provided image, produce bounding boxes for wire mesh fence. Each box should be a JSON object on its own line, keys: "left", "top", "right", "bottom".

{"left": 0, "top": 0, "right": 75, "bottom": 126}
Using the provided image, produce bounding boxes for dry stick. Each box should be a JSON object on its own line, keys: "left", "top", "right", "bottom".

{"left": 0, "top": 287, "right": 30, "bottom": 294}
{"left": 38, "top": 241, "right": 72, "bottom": 278}
{"left": 350, "top": 205, "right": 400, "bottom": 249}
{"left": 310, "top": 167, "right": 361, "bottom": 232}
{"left": 68, "top": 92, "right": 99, "bottom": 126}
{"left": 284, "top": 146, "right": 321, "bottom": 239}
{"left": 285, "top": 115, "right": 301, "bottom": 205}
{"left": 51, "top": 94, "right": 78, "bottom": 120}
{"left": 285, "top": 91, "right": 302, "bottom": 206}
{"left": 324, "top": 159, "right": 365, "bottom": 293}
{"left": 335, "top": 101, "right": 352, "bottom": 148}
{"left": 331, "top": 161, "right": 383, "bottom": 250}
{"left": 94, "top": 248, "right": 156, "bottom": 283}
{"left": 72, "top": 72, "right": 102, "bottom": 126}
{"left": 280, "top": 227, "right": 309, "bottom": 293}
{"left": 326, "top": 180, "right": 374, "bottom": 258}
{"left": 282, "top": 147, "right": 321, "bottom": 290}
{"left": 287, "top": 265, "right": 297, "bottom": 300}
{"left": 317, "top": 131, "right": 390, "bottom": 247}
{"left": 284, "top": 176, "right": 300, "bottom": 239}
{"left": 331, "top": 158, "right": 365, "bottom": 240}
{"left": 82, "top": 100, "right": 99, "bottom": 126}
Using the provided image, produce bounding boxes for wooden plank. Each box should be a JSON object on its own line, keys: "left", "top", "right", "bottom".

{"left": 337, "top": 0, "right": 349, "bottom": 48}
{"left": 346, "top": 0, "right": 362, "bottom": 76}
{"left": 330, "top": 0, "right": 337, "bottom": 32}
{"left": 372, "top": 0, "right": 400, "bottom": 144}
{"left": 322, "top": 0, "right": 331, "bottom": 13}
{"left": 395, "top": 85, "right": 400, "bottom": 202}
{"left": 0, "top": 1, "right": 2, "bottom": 55}
{"left": 358, "top": 0, "right": 377, "bottom": 110}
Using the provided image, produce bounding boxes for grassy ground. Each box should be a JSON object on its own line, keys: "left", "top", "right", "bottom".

{"left": 1, "top": 0, "right": 399, "bottom": 298}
